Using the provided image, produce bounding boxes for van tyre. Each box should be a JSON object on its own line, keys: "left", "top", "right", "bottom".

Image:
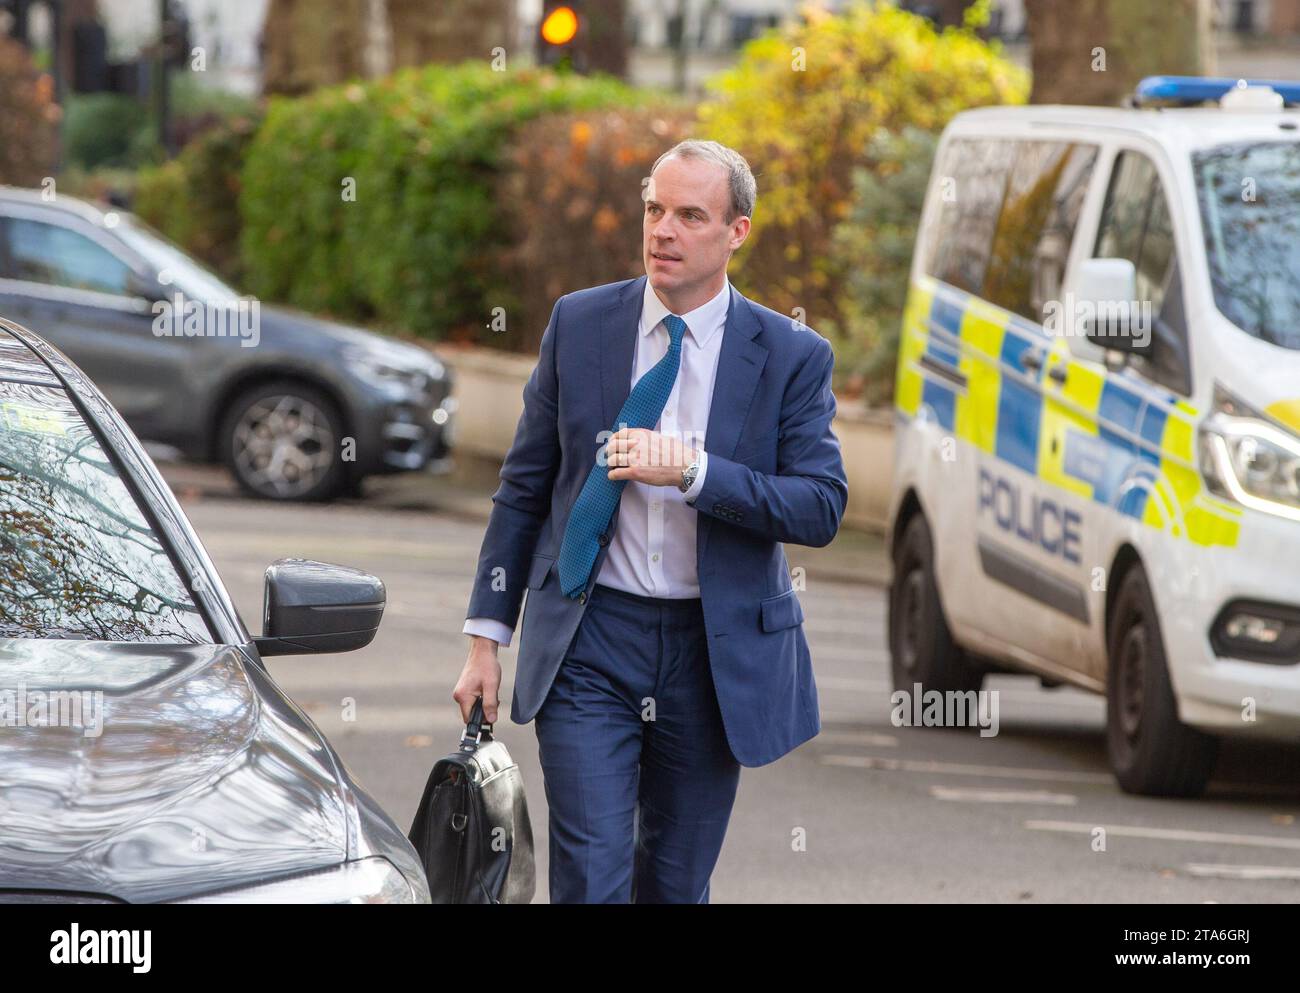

{"left": 1106, "top": 565, "right": 1218, "bottom": 797}
{"left": 889, "top": 514, "right": 983, "bottom": 698}
{"left": 221, "top": 381, "right": 348, "bottom": 502}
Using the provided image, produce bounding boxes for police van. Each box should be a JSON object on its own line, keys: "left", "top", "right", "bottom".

{"left": 888, "top": 77, "right": 1300, "bottom": 797}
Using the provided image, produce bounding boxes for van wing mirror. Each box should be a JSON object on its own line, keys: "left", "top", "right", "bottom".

{"left": 1075, "top": 258, "right": 1152, "bottom": 355}
{"left": 255, "top": 559, "right": 385, "bottom": 657}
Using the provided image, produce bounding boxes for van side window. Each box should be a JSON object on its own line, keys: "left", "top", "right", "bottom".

{"left": 924, "top": 138, "right": 1015, "bottom": 295}
{"left": 1095, "top": 153, "right": 1175, "bottom": 312}
{"left": 1093, "top": 151, "right": 1191, "bottom": 394}
{"left": 983, "top": 142, "right": 1098, "bottom": 322}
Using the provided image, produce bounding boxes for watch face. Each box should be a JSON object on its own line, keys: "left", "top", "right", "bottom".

{"left": 681, "top": 463, "right": 698, "bottom": 492}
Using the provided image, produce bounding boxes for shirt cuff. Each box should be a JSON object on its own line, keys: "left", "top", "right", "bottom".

{"left": 683, "top": 449, "right": 708, "bottom": 504}
{"left": 464, "top": 617, "right": 514, "bottom": 647}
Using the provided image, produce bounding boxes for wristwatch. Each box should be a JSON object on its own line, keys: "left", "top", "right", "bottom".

{"left": 678, "top": 459, "right": 700, "bottom": 494}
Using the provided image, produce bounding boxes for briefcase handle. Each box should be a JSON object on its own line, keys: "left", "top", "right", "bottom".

{"left": 459, "top": 695, "right": 495, "bottom": 753}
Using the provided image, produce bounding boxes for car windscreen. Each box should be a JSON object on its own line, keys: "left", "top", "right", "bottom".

{"left": 113, "top": 216, "right": 240, "bottom": 302}
{"left": 0, "top": 380, "right": 210, "bottom": 643}
{"left": 1194, "top": 140, "right": 1300, "bottom": 350}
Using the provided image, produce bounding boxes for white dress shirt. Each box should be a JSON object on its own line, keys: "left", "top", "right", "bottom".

{"left": 464, "top": 276, "right": 730, "bottom": 646}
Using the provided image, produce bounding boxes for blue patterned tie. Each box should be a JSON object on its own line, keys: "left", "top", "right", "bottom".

{"left": 556, "top": 314, "right": 689, "bottom": 597}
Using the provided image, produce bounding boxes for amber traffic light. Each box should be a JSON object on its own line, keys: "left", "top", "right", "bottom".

{"left": 538, "top": 1, "right": 585, "bottom": 71}
{"left": 541, "top": 6, "right": 579, "bottom": 45}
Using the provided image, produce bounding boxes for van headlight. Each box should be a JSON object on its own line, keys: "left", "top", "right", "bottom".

{"left": 173, "top": 857, "right": 417, "bottom": 904}
{"left": 1199, "top": 383, "right": 1300, "bottom": 521}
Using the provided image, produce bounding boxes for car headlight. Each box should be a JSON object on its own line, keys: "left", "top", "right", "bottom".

{"left": 1199, "top": 383, "right": 1300, "bottom": 521}
{"left": 344, "top": 345, "right": 443, "bottom": 391}
{"left": 172, "top": 857, "right": 417, "bottom": 904}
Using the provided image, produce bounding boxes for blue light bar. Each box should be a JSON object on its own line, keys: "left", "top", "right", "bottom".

{"left": 1134, "top": 75, "right": 1300, "bottom": 107}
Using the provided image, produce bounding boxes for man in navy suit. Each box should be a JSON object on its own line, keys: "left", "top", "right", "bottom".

{"left": 454, "top": 139, "right": 848, "bottom": 903}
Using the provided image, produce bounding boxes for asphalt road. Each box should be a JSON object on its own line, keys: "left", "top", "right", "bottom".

{"left": 173, "top": 475, "right": 1300, "bottom": 903}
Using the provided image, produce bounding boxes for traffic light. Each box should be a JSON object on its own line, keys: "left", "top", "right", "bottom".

{"left": 161, "top": 5, "right": 192, "bottom": 70}
{"left": 538, "top": 1, "right": 585, "bottom": 72}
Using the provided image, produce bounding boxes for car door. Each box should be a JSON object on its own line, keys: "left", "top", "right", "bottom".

{"left": 907, "top": 136, "right": 1017, "bottom": 646}
{"left": 922, "top": 137, "right": 1100, "bottom": 666}
{"left": 1047, "top": 147, "right": 1196, "bottom": 680}
{"left": 0, "top": 212, "right": 190, "bottom": 443}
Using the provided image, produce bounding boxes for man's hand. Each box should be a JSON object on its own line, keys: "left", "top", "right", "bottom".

{"left": 453, "top": 635, "right": 502, "bottom": 724}
{"left": 605, "top": 428, "right": 698, "bottom": 488}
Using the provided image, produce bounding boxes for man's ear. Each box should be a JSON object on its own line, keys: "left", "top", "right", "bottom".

{"left": 730, "top": 216, "right": 751, "bottom": 251}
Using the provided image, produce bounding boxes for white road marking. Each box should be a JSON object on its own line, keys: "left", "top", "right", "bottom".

{"left": 1026, "top": 820, "right": 1300, "bottom": 852}
{"left": 294, "top": 704, "right": 464, "bottom": 733}
{"left": 820, "top": 754, "right": 1113, "bottom": 783}
{"left": 812, "top": 674, "right": 1103, "bottom": 709}
{"left": 930, "top": 786, "right": 1078, "bottom": 805}
{"left": 1185, "top": 863, "right": 1300, "bottom": 880}
{"left": 816, "top": 730, "right": 900, "bottom": 747}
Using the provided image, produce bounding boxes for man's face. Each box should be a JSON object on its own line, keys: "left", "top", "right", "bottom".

{"left": 642, "top": 156, "right": 748, "bottom": 299}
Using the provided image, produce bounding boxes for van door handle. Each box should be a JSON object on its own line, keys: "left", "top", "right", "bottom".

{"left": 1020, "top": 348, "right": 1045, "bottom": 372}
{"left": 1048, "top": 364, "right": 1068, "bottom": 386}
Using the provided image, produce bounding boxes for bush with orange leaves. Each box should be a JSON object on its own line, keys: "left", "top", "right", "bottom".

{"left": 491, "top": 104, "right": 694, "bottom": 355}
{"left": 0, "top": 36, "right": 59, "bottom": 187}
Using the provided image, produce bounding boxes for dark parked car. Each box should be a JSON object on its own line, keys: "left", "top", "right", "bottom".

{"left": 0, "top": 188, "right": 455, "bottom": 501}
{"left": 0, "top": 316, "right": 430, "bottom": 903}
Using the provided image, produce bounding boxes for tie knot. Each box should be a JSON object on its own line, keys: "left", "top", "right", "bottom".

{"left": 663, "top": 314, "right": 688, "bottom": 347}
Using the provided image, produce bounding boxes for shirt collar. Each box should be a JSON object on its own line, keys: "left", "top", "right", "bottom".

{"left": 640, "top": 275, "right": 731, "bottom": 348}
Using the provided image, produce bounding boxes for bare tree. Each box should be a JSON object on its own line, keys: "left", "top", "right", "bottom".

{"left": 582, "top": 0, "right": 627, "bottom": 78}
{"left": 260, "top": 0, "right": 369, "bottom": 96}
{"left": 386, "top": 0, "right": 516, "bottom": 69}
{"left": 1025, "top": 0, "right": 1213, "bottom": 106}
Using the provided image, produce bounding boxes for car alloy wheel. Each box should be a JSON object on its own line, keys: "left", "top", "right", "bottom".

{"left": 230, "top": 392, "right": 338, "bottom": 500}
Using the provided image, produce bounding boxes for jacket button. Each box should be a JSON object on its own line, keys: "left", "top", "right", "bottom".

{"left": 578, "top": 591, "right": 587, "bottom": 604}
{"left": 598, "top": 533, "right": 609, "bottom": 546}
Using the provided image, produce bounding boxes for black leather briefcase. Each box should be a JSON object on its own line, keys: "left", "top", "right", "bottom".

{"left": 408, "top": 697, "right": 536, "bottom": 904}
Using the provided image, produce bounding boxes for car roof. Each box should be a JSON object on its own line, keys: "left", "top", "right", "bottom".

{"left": 948, "top": 104, "right": 1300, "bottom": 153}
{"left": 0, "top": 186, "right": 114, "bottom": 224}
{"left": 0, "top": 321, "right": 85, "bottom": 389}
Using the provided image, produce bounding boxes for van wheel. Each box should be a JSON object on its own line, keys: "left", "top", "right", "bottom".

{"left": 1106, "top": 565, "right": 1218, "bottom": 797}
{"left": 220, "top": 381, "right": 347, "bottom": 502}
{"left": 889, "top": 514, "right": 983, "bottom": 697}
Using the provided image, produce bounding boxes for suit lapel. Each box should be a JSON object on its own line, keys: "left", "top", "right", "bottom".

{"left": 599, "top": 276, "right": 646, "bottom": 430}
{"left": 697, "top": 284, "right": 768, "bottom": 567}
{"left": 595, "top": 276, "right": 770, "bottom": 570}
{"left": 599, "top": 276, "right": 768, "bottom": 451}
{"left": 703, "top": 282, "right": 768, "bottom": 463}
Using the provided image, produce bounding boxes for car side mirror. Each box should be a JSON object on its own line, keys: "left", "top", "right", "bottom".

{"left": 255, "top": 559, "right": 385, "bottom": 657}
{"left": 1076, "top": 258, "right": 1152, "bottom": 356}
{"left": 128, "top": 272, "right": 168, "bottom": 304}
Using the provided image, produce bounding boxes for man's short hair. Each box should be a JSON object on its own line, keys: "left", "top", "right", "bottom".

{"left": 647, "top": 139, "right": 756, "bottom": 224}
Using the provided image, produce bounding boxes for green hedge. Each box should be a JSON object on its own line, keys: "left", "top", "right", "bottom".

{"left": 133, "top": 113, "right": 261, "bottom": 283}
{"left": 829, "top": 127, "right": 939, "bottom": 405}
{"left": 239, "top": 63, "right": 648, "bottom": 337}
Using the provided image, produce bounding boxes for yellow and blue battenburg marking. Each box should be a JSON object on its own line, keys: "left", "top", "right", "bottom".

{"left": 896, "top": 275, "right": 1241, "bottom": 548}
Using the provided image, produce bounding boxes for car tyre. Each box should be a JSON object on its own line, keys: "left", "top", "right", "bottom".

{"left": 889, "top": 513, "right": 984, "bottom": 699}
{"left": 220, "top": 381, "right": 348, "bottom": 502}
{"left": 1106, "top": 565, "right": 1218, "bottom": 797}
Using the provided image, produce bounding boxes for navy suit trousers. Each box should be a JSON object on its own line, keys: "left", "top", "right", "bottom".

{"left": 533, "top": 582, "right": 742, "bottom": 903}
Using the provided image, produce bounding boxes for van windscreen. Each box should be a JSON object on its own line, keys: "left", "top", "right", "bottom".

{"left": 1195, "top": 140, "right": 1300, "bottom": 350}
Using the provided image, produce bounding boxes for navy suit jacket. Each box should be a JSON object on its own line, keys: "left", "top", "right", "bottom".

{"left": 465, "top": 275, "right": 849, "bottom": 767}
